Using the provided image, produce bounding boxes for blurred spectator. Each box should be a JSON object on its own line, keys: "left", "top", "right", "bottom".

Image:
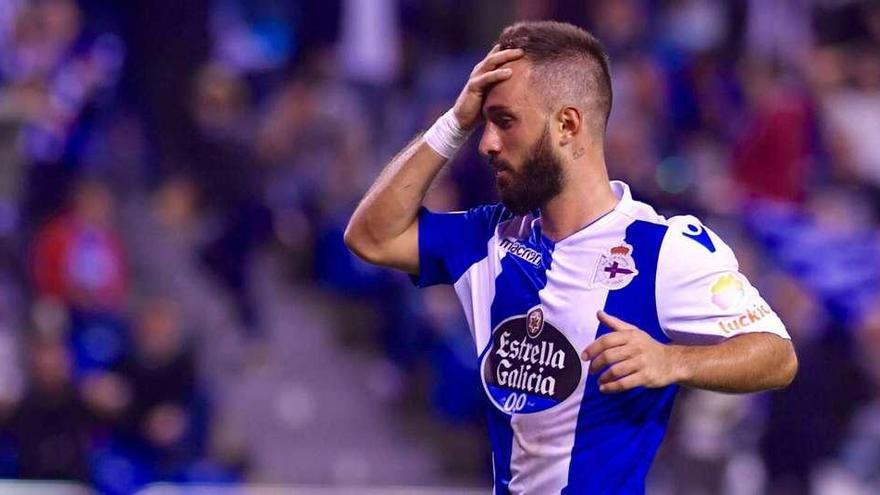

{"left": 187, "top": 63, "right": 256, "bottom": 209}
{"left": 587, "top": 0, "right": 649, "bottom": 57}
{"left": 6, "top": 335, "right": 91, "bottom": 481}
{"left": 731, "top": 58, "right": 814, "bottom": 203}
{"left": 821, "top": 45, "right": 880, "bottom": 192}
{"left": 187, "top": 63, "right": 271, "bottom": 337}
{"left": 831, "top": 303, "right": 880, "bottom": 493}
{"left": 338, "top": 0, "right": 402, "bottom": 140}
{"left": 746, "top": 0, "right": 812, "bottom": 67}
{"left": 660, "top": 0, "right": 731, "bottom": 56}
{"left": 120, "top": 0, "right": 209, "bottom": 172}
{"left": 210, "top": 0, "right": 295, "bottom": 75}
{"left": 759, "top": 275, "right": 870, "bottom": 495}
{"left": 30, "top": 178, "right": 127, "bottom": 313}
{"left": 111, "top": 297, "right": 207, "bottom": 474}
{"left": 0, "top": 0, "right": 124, "bottom": 225}
{"left": 29, "top": 178, "right": 130, "bottom": 375}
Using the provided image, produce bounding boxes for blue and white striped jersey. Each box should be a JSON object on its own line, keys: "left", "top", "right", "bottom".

{"left": 413, "top": 181, "right": 789, "bottom": 494}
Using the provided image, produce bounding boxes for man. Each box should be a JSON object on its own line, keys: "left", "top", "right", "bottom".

{"left": 344, "top": 21, "right": 797, "bottom": 494}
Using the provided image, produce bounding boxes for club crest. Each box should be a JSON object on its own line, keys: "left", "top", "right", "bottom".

{"left": 527, "top": 307, "right": 544, "bottom": 338}
{"left": 593, "top": 243, "right": 638, "bottom": 290}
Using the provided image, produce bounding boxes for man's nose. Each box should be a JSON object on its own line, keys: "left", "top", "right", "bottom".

{"left": 478, "top": 126, "right": 501, "bottom": 157}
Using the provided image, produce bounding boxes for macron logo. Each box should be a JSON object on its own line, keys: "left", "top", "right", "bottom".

{"left": 500, "top": 238, "right": 543, "bottom": 267}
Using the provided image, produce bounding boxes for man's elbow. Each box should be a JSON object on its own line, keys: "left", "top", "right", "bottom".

{"left": 343, "top": 222, "right": 368, "bottom": 260}
{"left": 774, "top": 339, "right": 799, "bottom": 389}
{"left": 343, "top": 221, "right": 382, "bottom": 265}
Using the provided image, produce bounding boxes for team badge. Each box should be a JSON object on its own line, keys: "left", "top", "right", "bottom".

{"left": 527, "top": 307, "right": 544, "bottom": 339}
{"left": 592, "top": 243, "right": 639, "bottom": 290}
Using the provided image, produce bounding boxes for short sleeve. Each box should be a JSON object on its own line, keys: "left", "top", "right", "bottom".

{"left": 656, "top": 216, "right": 790, "bottom": 344}
{"left": 413, "top": 204, "right": 509, "bottom": 288}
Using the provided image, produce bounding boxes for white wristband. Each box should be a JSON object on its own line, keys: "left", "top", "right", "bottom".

{"left": 424, "top": 109, "right": 472, "bottom": 159}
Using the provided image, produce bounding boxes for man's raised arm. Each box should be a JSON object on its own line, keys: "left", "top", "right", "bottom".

{"left": 343, "top": 45, "right": 523, "bottom": 273}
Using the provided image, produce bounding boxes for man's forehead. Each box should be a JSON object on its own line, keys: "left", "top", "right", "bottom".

{"left": 482, "top": 58, "right": 535, "bottom": 114}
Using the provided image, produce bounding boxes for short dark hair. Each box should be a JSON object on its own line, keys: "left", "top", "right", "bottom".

{"left": 497, "top": 21, "right": 613, "bottom": 132}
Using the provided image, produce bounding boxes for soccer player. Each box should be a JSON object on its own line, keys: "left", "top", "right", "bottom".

{"left": 344, "top": 21, "right": 797, "bottom": 494}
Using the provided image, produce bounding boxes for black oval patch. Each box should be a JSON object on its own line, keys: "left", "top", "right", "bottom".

{"left": 481, "top": 311, "right": 581, "bottom": 414}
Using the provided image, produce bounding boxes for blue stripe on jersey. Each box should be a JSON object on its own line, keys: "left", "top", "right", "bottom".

{"left": 413, "top": 205, "right": 510, "bottom": 287}
{"left": 564, "top": 220, "right": 678, "bottom": 495}
{"left": 485, "top": 222, "right": 556, "bottom": 494}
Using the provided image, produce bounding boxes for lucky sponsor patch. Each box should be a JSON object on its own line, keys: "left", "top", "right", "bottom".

{"left": 717, "top": 303, "right": 775, "bottom": 334}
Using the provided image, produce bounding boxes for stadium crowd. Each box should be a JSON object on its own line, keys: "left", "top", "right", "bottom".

{"left": 0, "top": 0, "right": 879, "bottom": 493}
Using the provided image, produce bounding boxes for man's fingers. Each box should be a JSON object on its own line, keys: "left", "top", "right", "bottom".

{"left": 598, "top": 359, "right": 640, "bottom": 385}
{"left": 597, "top": 310, "right": 634, "bottom": 332}
{"left": 588, "top": 346, "right": 635, "bottom": 374}
{"left": 474, "top": 48, "right": 524, "bottom": 75}
{"left": 467, "top": 68, "right": 513, "bottom": 94}
{"left": 484, "top": 48, "right": 524, "bottom": 69}
{"left": 581, "top": 332, "right": 628, "bottom": 361}
{"left": 599, "top": 372, "right": 645, "bottom": 394}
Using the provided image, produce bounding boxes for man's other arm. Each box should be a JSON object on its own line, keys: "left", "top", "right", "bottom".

{"left": 669, "top": 330, "right": 797, "bottom": 393}
{"left": 584, "top": 312, "right": 797, "bottom": 394}
{"left": 584, "top": 218, "right": 797, "bottom": 394}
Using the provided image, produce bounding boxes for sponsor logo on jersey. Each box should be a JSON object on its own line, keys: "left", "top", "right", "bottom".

{"left": 482, "top": 307, "right": 581, "bottom": 415}
{"left": 592, "top": 243, "right": 639, "bottom": 290}
{"left": 499, "top": 238, "right": 542, "bottom": 266}
{"left": 717, "top": 303, "right": 775, "bottom": 333}
{"left": 683, "top": 222, "right": 717, "bottom": 252}
{"left": 710, "top": 273, "right": 746, "bottom": 310}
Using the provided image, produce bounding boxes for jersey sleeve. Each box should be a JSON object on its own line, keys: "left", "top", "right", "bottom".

{"left": 413, "top": 204, "right": 508, "bottom": 288}
{"left": 655, "top": 216, "right": 790, "bottom": 344}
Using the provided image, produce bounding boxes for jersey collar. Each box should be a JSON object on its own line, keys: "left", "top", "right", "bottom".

{"left": 531, "top": 180, "right": 635, "bottom": 246}
{"left": 609, "top": 180, "right": 636, "bottom": 217}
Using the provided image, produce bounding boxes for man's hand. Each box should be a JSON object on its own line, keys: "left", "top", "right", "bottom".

{"left": 582, "top": 310, "right": 682, "bottom": 393}
{"left": 452, "top": 44, "right": 524, "bottom": 131}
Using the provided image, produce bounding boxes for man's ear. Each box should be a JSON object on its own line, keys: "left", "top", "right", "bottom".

{"left": 557, "top": 106, "right": 582, "bottom": 146}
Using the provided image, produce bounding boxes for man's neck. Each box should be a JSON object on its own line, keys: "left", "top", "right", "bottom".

{"left": 539, "top": 160, "right": 618, "bottom": 243}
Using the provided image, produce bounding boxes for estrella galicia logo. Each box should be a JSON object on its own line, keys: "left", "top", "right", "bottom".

{"left": 481, "top": 308, "right": 581, "bottom": 415}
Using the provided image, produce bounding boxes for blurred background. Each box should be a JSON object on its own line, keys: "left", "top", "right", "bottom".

{"left": 0, "top": 0, "right": 878, "bottom": 493}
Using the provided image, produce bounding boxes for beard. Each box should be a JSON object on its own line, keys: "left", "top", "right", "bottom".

{"left": 490, "top": 124, "right": 564, "bottom": 216}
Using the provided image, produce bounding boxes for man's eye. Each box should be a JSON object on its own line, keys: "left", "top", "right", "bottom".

{"left": 496, "top": 117, "right": 513, "bottom": 129}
